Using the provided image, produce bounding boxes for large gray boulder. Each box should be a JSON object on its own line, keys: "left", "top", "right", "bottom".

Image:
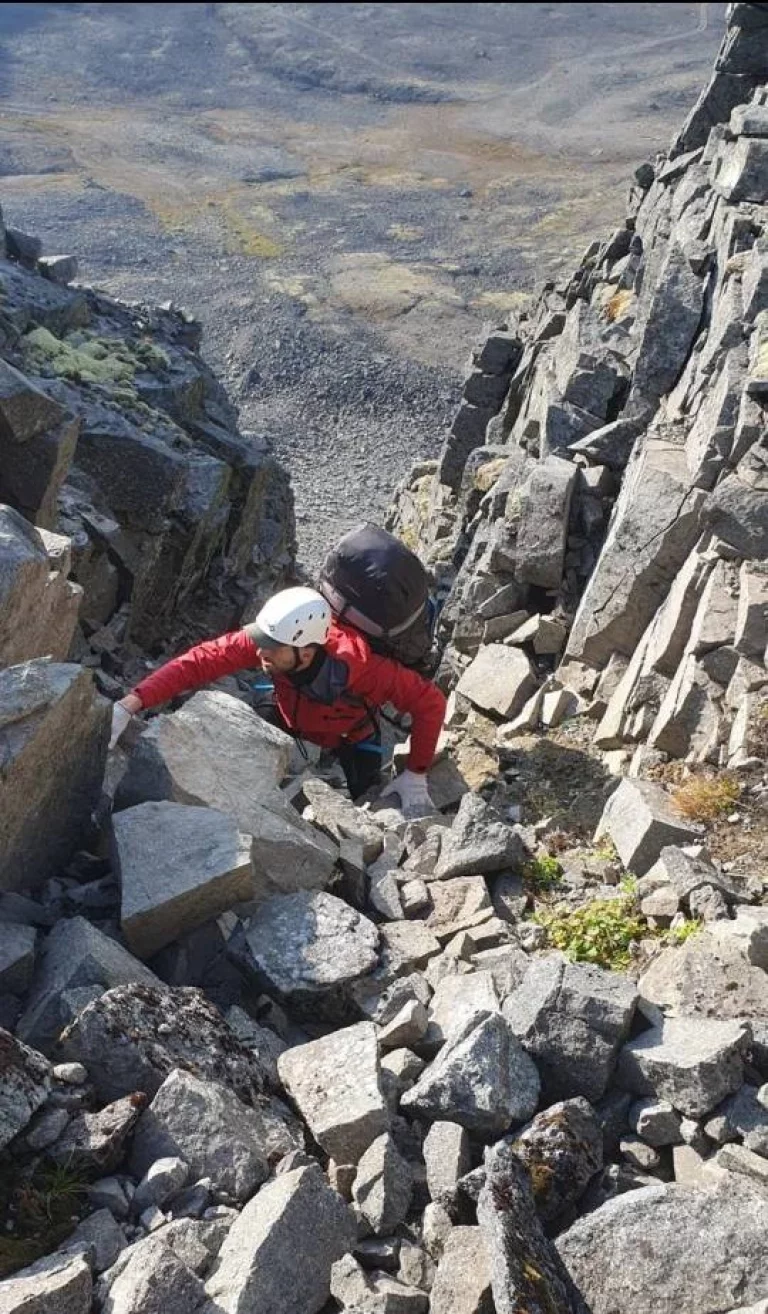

{"left": 59, "top": 982, "right": 274, "bottom": 1103}
{"left": 566, "top": 439, "right": 706, "bottom": 668}
{"left": 433, "top": 793, "right": 525, "bottom": 881}
{"left": 0, "top": 1248, "right": 92, "bottom": 1314}
{"left": 503, "top": 957, "right": 637, "bottom": 1102}
{"left": 115, "top": 691, "right": 338, "bottom": 898}
{"left": 130, "top": 1067, "right": 290, "bottom": 1201}
{"left": 204, "top": 1164, "right": 356, "bottom": 1313}
{"left": 112, "top": 801, "right": 254, "bottom": 958}
{"left": 618, "top": 1016, "right": 750, "bottom": 1118}
{"left": 639, "top": 933, "right": 768, "bottom": 1021}
{"left": 0, "top": 506, "right": 80, "bottom": 666}
{"left": 278, "top": 1021, "right": 389, "bottom": 1164}
{"left": 456, "top": 644, "right": 537, "bottom": 719}
{"left": 242, "top": 890, "right": 379, "bottom": 1000}
{"left": 0, "top": 661, "right": 109, "bottom": 894}
{"left": 0, "top": 1027, "right": 50, "bottom": 1150}
{"left": 100, "top": 1232, "right": 215, "bottom": 1314}
{"left": 16, "top": 917, "right": 160, "bottom": 1054}
{"left": 514, "top": 456, "right": 578, "bottom": 589}
{"left": 595, "top": 778, "right": 699, "bottom": 876}
{"left": 557, "top": 1179, "right": 768, "bottom": 1314}
{"left": 401, "top": 1010, "right": 540, "bottom": 1136}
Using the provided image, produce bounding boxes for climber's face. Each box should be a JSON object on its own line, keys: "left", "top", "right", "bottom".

{"left": 260, "top": 643, "right": 315, "bottom": 675}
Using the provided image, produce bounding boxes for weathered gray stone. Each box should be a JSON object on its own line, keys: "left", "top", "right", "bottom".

{"left": 0, "top": 662, "right": 109, "bottom": 895}
{"left": 133, "top": 1157, "right": 191, "bottom": 1214}
{"left": 702, "top": 465, "right": 768, "bottom": 558}
{"left": 97, "top": 1217, "right": 229, "bottom": 1302}
{"left": 205, "top": 1164, "right": 356, "bottom": 1313}
{"left": 631, "top": 242, "right": 705, "bottom": 404}
{"left": 401, "top": 1010, "right": 539, "bottom": 1135}
{"left": 378, "top": 999, "right": 428, "bottom": 1050}
{"left": 38, "top": 253, "right": 78, "bottom": 284}
{"left": 69, "top": 1208, "right": 125, "bottom": 1274}
{"left": 0, "top": 358, "right": 65, "bottom": 442}
{"left": 639, "top": 932, "right": 768, "bottom": 1021}
{"left": 331, "top": 1252, "right": 428, "bottom": 1313}
{"left": 242, "top": 890, "right": 379, "bottom": 999}
{"left": 596, "top": 779, "right": 699, "bottom": 876}
{"left": 618, "top": 1017, "right": 750, "bottom": 1118}
{"left": 433, "top": 793, "right": 525, "bottom": 881}
{"left": 60, "top": 982, "right": 273, "bottom": 1104}
{"left": 629, "top": 1099, "right": 683, "bottom": 1147}
{"left": 713, "top": 136, "right": 768, "bottom": 204}
{"left": 566, "top": 440, "right": 706, "bottom": 668}
{"left": 0, "top": 922, "right": 36, "bottom": 994}
{"left": 117, "top": 692, "right": 338, "bottom": 896}
{"left": 714, "top": 1083, "right": 768, "bottom": 1156}
{"left": 49, "top": 1093, "right": 144, "bottom": 1175}
{"left": 429, "top": 1226, "right": 493, "bottom": 1314}
{"left": 302, "top": 776, "right": 384, "bottom": 864}
{"left": 426, "top": 876, "right": 492, "bottom": 938}
{"left": 278, "top": 1021, "right": 388, "bottom": 1162}
{"left": 647, "top": 653, "right": 722, "bottom": 759}
{"left": 557, "top": 1179, "right": 768, "bottom": 1314}
{"left": 379, "top": 921, "right": 442, "bottom": 969}
{"left": 0, "top": 1249, "right": 92, "bottom": 1313}
{"left": 423, "top": 1121, "right": 471, "bottom": 1204}
{"left": 568, "top": 417, "right": 641, "bottom": 469}
{"left": 0, "top": 1027, "right": 50, "bottom": 1150}
{"left": 380, "top": 1048, "right": 426, "bottom": 1110}
{"left": 735, "top": 562, "right": 768, "bottom": 659}
{"left": 504, "top": 958, "right": 637, "bottom": 1103}
{"left": 25, "top": 1104, "right": 70, "bottom": 1150}
{"left": 514, "top": 457, "right": 577, "bottom": 589}
{"left": 0, "top": 505, "right": 80, "bottom": 661}
{"left": 112, "top": 802, "right": 254, "bottom": 959}
{"left": 424, "top": 972, "right": 500, "bottom": 1051}
{"left": 87, "top": 1176, "right": 133, "bottom": 1222}
{"left": 686, "top": 350, "right": 747, "bottom": 488}
{"left": 456, "top": 645, "right": 537, "bottom": 719}
{"left": 224, "top": 1004, "right": 287, "bottom": 1085}
{"left": 512, "top": 1097, "right": 603, "bottom": 1222}
{"left": 100, "top": 1232, "right": 213, "bottom": 1314}
{"left": 715, "top": 1141, "right": 768, "bottom": 1185}
{"left": 352, "top": 1132, "right": 413, "bottom": 1235}
{"left": 478, "top": 1144, "right": 590, "bottom": 1314}
{"left": 130, "top": 1068, "right": 276, "bottom": 1202}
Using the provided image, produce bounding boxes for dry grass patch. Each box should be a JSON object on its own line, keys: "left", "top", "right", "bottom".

{"left": 671, "top": 772, "right": 741, "bottom": 822}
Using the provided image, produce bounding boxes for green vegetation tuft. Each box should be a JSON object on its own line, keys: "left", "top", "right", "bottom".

{"left": 533, "top": 893, "right": 646, "bottom": 971}
{"left": 23, "top": 327, "right": 169, "bottom": 390}
{"left": 522, "top": 853, "right": 563, "bottom": 893}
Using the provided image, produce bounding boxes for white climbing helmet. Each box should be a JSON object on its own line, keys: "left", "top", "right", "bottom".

{"left": 249, "top": 586, "right": 332, "bottom": 649}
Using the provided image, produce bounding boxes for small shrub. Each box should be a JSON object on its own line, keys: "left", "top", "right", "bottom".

{"left": 522, "top": 854, "right": 563, "bottom": 893}
{"left": 533, "top": 894, "right": 646, "bottom": 970}
{"left": 671, "top": 773, "right": 740, "bottom": 822}
{"left": 665, "top": 918, "right": 703, "bottom": 945}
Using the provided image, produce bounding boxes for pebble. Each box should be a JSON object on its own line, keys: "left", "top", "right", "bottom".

{"left": 53, "top": 1062, "right": 89, "bottom": 1085}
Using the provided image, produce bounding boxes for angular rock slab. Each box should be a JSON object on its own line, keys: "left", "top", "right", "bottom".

{"left": 243, "top": 890, "right": 379, "bottom": 999}
{"left": 429, "top": 1226, "right": 493, "bottom": 1314}
{"left": 618, "top": 1016, "right": 750, "bottom": 1118}
{"left": 595, "top": 778, "right": 699, "bottom": 875}
{"left": 0, "top": 661, "right": 109, "bottom": 894}
{"left": 0, "top": 506, "right": 79, "bottom": 667}
{"left": 116, "top": 690, "right": 338, "bottom": 899}
{"left": 205, "top": 1164, "right": 356, "bottom": 1313}
{"left": 401, "top": 1010, "right": 540, "bottom": 1136}
{"left": 60, "top": 982, "right": 273, "bottom": 1104}
{"left": 278, "top": 1021, "right": 389, "bottom": 1164}
{"left": 130, "top": 1068, "right": 282, "bottom": 1202}
{"left": 557, "top": 1180, "right": 768, "bottom": 1314}
{"left": 433, "top": 792, "right": 525, "bottom": 880}
{"left": 0, "top": 1249, "right": 92, "bottom": 1314}
{"left": 512, "top": 1097, "right": 603, "bottom": 1223}
{"left": 456, "top": 644, "right": 537, "bottom": 719}
{"left": 352, "top": 1132, "right": 413, "bottom": 1236}
{"left": 639, "top": 933, "right": 768, "bottom": 1021}
{"left": 100, "top": 1232, "right": 214, "bottom": 1314}
{"left": 48, "top": 1093, "right": 145, "bottom": 1176}
{"left": 112, "top": 801, "right": 254, "bottom": 959}
{"left": 0, "top": 1027, "right": 50, "bottom": 1151}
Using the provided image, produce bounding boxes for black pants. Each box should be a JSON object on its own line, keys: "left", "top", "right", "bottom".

{"left": 253, "top": 695, "right": 382, "bottom": 801}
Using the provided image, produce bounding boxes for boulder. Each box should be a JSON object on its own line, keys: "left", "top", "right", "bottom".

{"left": 478, "top": 1144, "right": 590, "bottom": 1314}
{"left": 713, "top": 136, "right": 768, "bottom": 204}
{"left": 629, "top": 1099, "right": 683, "bottom": 1147}
{"left": 511, "top": 1097, "right": 603, "bottom": 1223}
{"left": 330, "top": 1252, "right": 428, "bottom": 1312}
{"left": 278, "top": 1022, "right": 389, "bottom": 1163}
{"left": 0, "top": 662, "right": 109, "bottom": 894}
{"left": 204, "top": 1164, "right": 356, "bottom": 1313}
{"left": 112, "top": 801, "right": 254, "bottom": 958}
{"left": 0, "top": 414, "right": 80, "bottom": 531}
{"left": 352, "top": 1132, "right": 413, "bottom": 1236}
{"left": 0, "top": 922, "right": 36, "bottom": 994}
{"left": 433, "top": 793, "right": 525, "bottom": 880}
{"left": 618, "top": 1016, "right": 750, "bottom": 1118}
{"left": 48, "top": 1093, "right": 145, "bottom": 1176}
{"left": 566, "top": 440, "right": 706, "bottom": 668}
{"left": 0, "top": 358, "right": 65, "bottom": 442}
{"left": 735, "top": 562, "right": 768, "bottom": 659}
{"left": 100, "top": 1232, "right": 213, "bottom": 1314}
{"left": 17, "top": 918, "right": 160, "bottom": 1054}
{"left": 429, "top": 1226, "right": 493, "bottom": 1314}
{"left": 0, "top": 1027, "right": 50, "bottom": 1150}
{"left": 423, "top": 1121, "right": 471, "bottom": 1205}
{"left": 0, "top": 1249, "right": 92, "bottom": 1313}
{"left": 503, "top": 958, "right": 637, "bottom": 1102}
{"left": 638, "top": 933, "right": 768, "bottom": 1021}
{"left": 424, "top": 973, "right": 500, "bottom": 1051}
{"left": 456, "top": 644, "right": 537, "bottom": 719}
{"left": 0, "top": 508, "right": 80, "bottom": 666}
{"left": 133, "top": 1157, "right": 191, "bottom": 1214}
{"left": 130, "top": 1068, "right": 284, "bottom": 1201}
{"left": 401, "top": 1010, "right": 540, "bottom": 1136}
{"left": 631, "top": 242, "right": 705, "bottom": 405}
{"left": 59, "top": 982, "right": 273, "bottom": 1103}
{"left": 116, "top": 691, "right": 337, "bottom": 898}
{"left": 68, "top": 1208, "right": 125, "bottom": 1274}
{"left": 241, "top": 890, "right": 379, "bottom": 1000}
{"left": 595, "top": 778, "right": 699, "bottom": 875}
{"left": 302, "top": 776, "right": 384, "bottom": 863}
{"left": 557, "top": 1179, "right": 768, "bottom": 1314}
{"left": 514, "top": 456, "right": 578, "bottom": 589}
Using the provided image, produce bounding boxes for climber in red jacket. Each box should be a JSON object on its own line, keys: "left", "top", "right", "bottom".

{"left": 109, "top": 586, "right": 446, "bottom": 816}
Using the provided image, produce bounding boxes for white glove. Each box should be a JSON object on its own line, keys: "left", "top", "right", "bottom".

{"left": 380, "top": 770, "right": 434, "bottom": 820}
{"left": 109, "top": 703, "right": 132, "bottom": 750}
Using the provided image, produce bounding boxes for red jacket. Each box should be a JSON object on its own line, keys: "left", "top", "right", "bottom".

{"left": 133, "top": 620, "right": 446, "bottom": 773}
